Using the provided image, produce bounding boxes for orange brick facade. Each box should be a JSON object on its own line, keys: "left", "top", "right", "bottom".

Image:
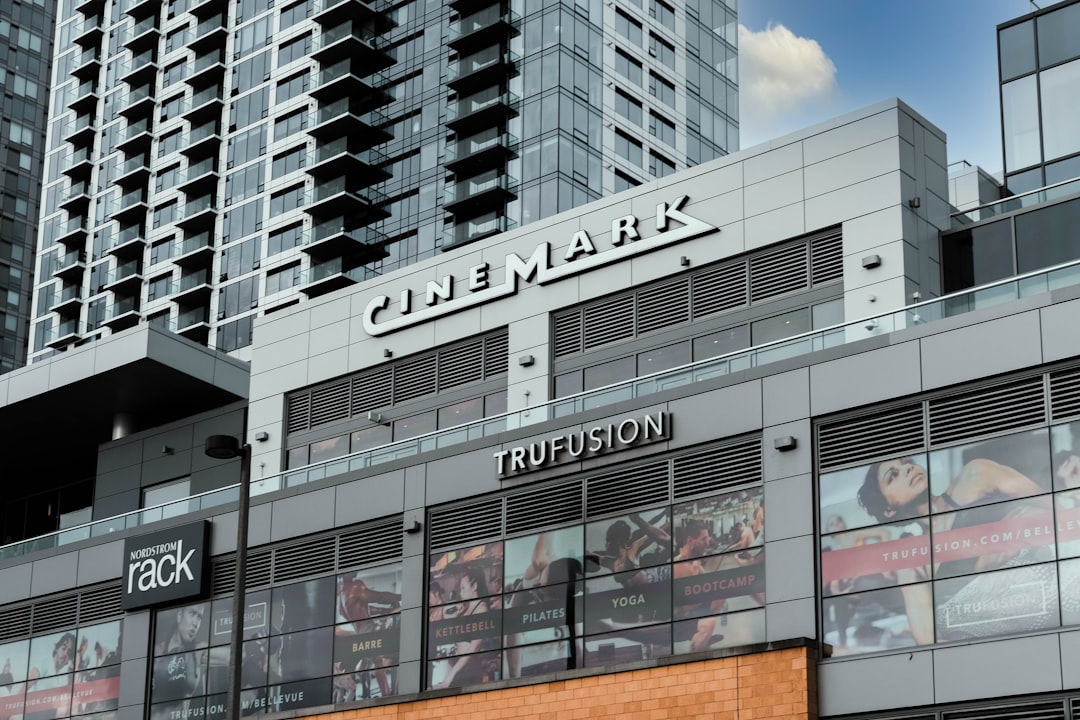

{"left": 306, "top": 647, "right": 816, "bottom": 720}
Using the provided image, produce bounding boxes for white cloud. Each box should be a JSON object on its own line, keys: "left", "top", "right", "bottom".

{"left": 738, "top": 23, "right": 838, "bottom": 146}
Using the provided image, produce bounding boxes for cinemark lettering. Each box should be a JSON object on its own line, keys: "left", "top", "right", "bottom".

{"left": 127, "top": 539, "right": 196, "bottom": 594}
{"left": 362, "top": 196, "right": 718, "bottom": 336}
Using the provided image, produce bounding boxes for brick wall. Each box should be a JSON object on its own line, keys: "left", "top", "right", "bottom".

{"left": 304, "top": 646, "right": 816, "bottom": 720}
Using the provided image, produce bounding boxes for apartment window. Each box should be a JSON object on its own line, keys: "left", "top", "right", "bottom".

{"left": 614, "top": 129, "right": 642, "bottom": 166}
{"left": 228, "top": 126, "right": 267, "bottom": 168}
{"left": 649, "top": 151, "right": 675, "bottom": 178}
{"left": 222, "top": 237, "right": 259, "bottom": 278}
{"left": 271, "top": 146, "right": 305, "bottom": 179}
{"left": 225, "top": 162, "right": 264, "bottom": 205}
{"left": 269, "top": 183, "right": 304, "bottom": 216}
{"left": 650, "top": 73, "right": 675, "bottom": 107}
{"left": 267, "top": 222, "right": 303, "bottom": 256}
{"left": 650, "top": 33, "right": 675, "bottom": 69}
{"left": 650, "top": 112, "right": 676, "bottom": 146}
{"left": 160, "top": 93, "right": 184, "bottom": 122}
{"left": 614, "top": 89, "right": 642, "bottom": 126}
{"left": 234, "top": 15, "right": 272, "bottom": 59}
{"left": 147, "top": 273, "right": 172, "bottom": 301}
{"left": 216, "top": 314, "right": 254, "bottom": 351}
{"left": 279, "top": 0, "right": 311, "bottom": 29}
{"left": 278, "top": 32, "right": 310, "bottom": 66}
{"left": 615, "top": 9, "right": 642, "bottom": 46}
{"left": 274, "top": 108, "right": 307, "bottom": 141}
{"left": 231, "top": 87, "right": 269, "bottom": 129}
{"left": 142, "top": 477, "right": 192, "bottom": 516}
{"left": 275, "top": 70, "right": 309, "bottom": 104}
{"left": 650, "top": 0, "right": 675, "bottom": 30}
{"left": 219, "top": 276, "right": 258, "bottom": 319}
{"left": 155, "top": 163, "right": 182, "bottom": 193}
{"left": 236, "top": 0, "right": 271, "bottom": 23}
{"left": 158, "top": 129, "right": 182, "bottom": 158}
{"left": 223, "top": 198, "right": 262, "bottom": 242}
{"left": 153, "top": 201, "right": 177, "bottom": 229}
{"left": 614, "top": 170, "right": 640, "bottom": 192}
{"left": 234, "top": 50, "right": 270, "bottom": 94}
{"left": 614, "top": 49, "right": 642, "bottom": 86}
{"left": 163, "top": 61, "right": 185, "bottom": 88}
{"left": 265, "top": 261, "right": 300, "bottom": 294}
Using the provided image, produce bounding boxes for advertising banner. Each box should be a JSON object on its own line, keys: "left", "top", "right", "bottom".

{"left": 122, "top": 522, "right": 210, "bottom": 611}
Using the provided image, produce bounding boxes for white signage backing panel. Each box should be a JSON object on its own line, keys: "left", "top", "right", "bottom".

{"left": 121, "top": 520, "right": 210, "bottom": 611}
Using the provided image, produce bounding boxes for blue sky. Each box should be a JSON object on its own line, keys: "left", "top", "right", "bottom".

{"left": 737, "top": 0, "right": 1036, "bottom": 174}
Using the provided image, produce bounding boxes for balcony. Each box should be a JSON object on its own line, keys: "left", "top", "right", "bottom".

{"left": 114, "top": 187, "right": 148, "bottom": 224}
{"left": 176, "top": 195, "right": 216, "bottom": 230}
{"left": 177, "top": 157, "right": 218, "bottom": 195}
{"left": 445, "top": 89, "right": 519, "bottom": 134}
{"left": 443, "top": 172, "right": 517, "bottom": 217}
{"left": 117, "top": 118, "right": 153, "bottom": 154}
{"left": 174, "top": 304, "right": 211, "bottom": 343}
{"left": 49, "top": 283, "right": 84, "bottom": 317}
{"left": 172, "top": 268, "right": 212, "bottom": 304}
{"left": 102, "top": 259, "right": 143, "bottom": 294}
{"left": 58, "top": 182, "right": 92, "bottom": 214}
{"left": 115, "top": 153, "right": 151, "bottom": 186}
{"left": 62, "top": 114, "right": 97, "bottom": 147}
{"left": 306, "top": 138, "right": 389, "bottom": 181}
{"left": 311, "top": 61, "right": 386, "bottom": 103}
{"left": 299, "top": 255, "right": 380, "bottom": 298}
{"left": 43, "top": 318, "right": 81, "bottom": 349}
{"left": 51, "top": 248, "right": 87, "bottom": 283}
{"left": 181, "top": 122, "right": 221, "bottom": 158}
{"left": 102, "top": 295, "right": 140, "bottom": 331}
{"left": 60, "top": 147, "right": 94, "bottom": 180}
{"left": 187, "top": 50, "right": 226, "bottom": 86}
{"left": 444, "top": 213, "right": 516, "bottom": 249}
{"left": 71, "top": 47, "right": 101, "bottom": 81}
{"left": 447, "top": 6, "right": 520, "bottom": 55}
{"left": 75, "top": 0, "right": 106, "bottom": 18}
{"left": 309, "top": 100, "right": 391, "bottom": 145}
{"left": 109, "top": 225, "right": 145, "bottom": 258}
{"left": 180, "top": 85, "right": 223, "bottom": 123}
{"left": 121, "top": 16, "right": 159, "bottom": 52}
{"left": 188, "top": 0, "right": 225, "bottom": 19}
{"left": 56, "top": 217, "right": 89, "bottom": 246}
{"left": 67, "top": 79, "right": 99, "bottom": 114}
{"left": 119, "top": 85, "right": 155, "bottom": 119}
{"left": 446, "top": 48, "right": 518, "bottom": 95}
{"left": 191, "top": 15, "right": 227, "bottom": 50}
{"left": 312, "top": 20, "right": 394, "bottom": 69}
{"left": 174, "top": 231, "right": 214, "bottom": 269}
{"left": 445, "top": 130, "right": 517, "bottom": 178}
{"left": 125, "top": 0, "right": 158, "bottom": 19}
{"left": 305, "top": 177, "right": 389, "bottom": 221}
{"left": 447, "top": 0, "right": 502, "bottom": 14}
{"left": 306, "top": 218, "right": 388, "bottom": 262}
{"left": 119, "top": 49, "right": 157, "bottom": 86}
{"left": 73, "top": 17, "right": 104, "bottom": 47}
{"left": 312, "top": 0, "right": 387, "bottom": 27}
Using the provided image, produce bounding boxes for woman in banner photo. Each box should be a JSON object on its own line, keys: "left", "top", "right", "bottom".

{"left": 856, "top": 453, "right": 1052, "bottom": 643}
{"left": 431, "top": 569, "right": 494, "bottom": 689}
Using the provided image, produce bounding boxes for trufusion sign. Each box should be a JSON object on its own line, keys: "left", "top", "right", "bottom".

{"left": 495, "top": 411, "right": 670, "bottom": 478}
{"left": 363, "top": 196, "right": 717, "bottom": 336}
{"left": 121, "top": 520, "right": 210, "bottom": 611}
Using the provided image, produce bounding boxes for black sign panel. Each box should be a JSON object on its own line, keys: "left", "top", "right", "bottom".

{"left": 122, "top": 521, "right": 210, "bottom": 611}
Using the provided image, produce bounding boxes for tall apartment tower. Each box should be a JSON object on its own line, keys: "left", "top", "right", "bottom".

{"left": 0, "top": 0, "right": 55, "bottom": 373}
{"left": 27, "top": 0, "right": 738, "bottom": 362}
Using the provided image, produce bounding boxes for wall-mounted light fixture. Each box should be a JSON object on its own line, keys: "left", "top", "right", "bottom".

{"left": 383, "top": 348, "right": 393, "bottom": 358}
{"left": 518, "top": 354, "right": 535, "bottom": 367}
{"left": 861, "top": 254, "right": 882, "bottom": 269}
{"left": 680, "top": 256, "right": 690, "bottom": 267}
{"left": 254, "top": 431, "right": 269, "bottom": 442}
{"left": 774, "top": 436, "right": 798, "bottom": 452}
{"left": 405, "top": 519, "right": 422, "bottom": 534}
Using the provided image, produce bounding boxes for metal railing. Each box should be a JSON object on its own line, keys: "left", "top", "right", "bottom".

{"left": 951, "top": 176, "right": 1080, "bottom": 225}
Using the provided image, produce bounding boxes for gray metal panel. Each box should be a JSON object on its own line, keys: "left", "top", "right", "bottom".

{"left": 762, "top": 536, "right": 814, "bottom": 603}
{"left": 762, "top": 474, "right": 813, "bottom": 542}
{"left": 97, "top": 442, "right": 143, "bottom": 475}
{"left": 334, "top": 470, "right": 406, "bottom": 527}
{"left": 818, "top": 651, "right": 934, "bottom": 716}
{"left": 397, "top": 659, "right": 421, "bottom": 696}
{"left": 0, "top": 563, "right": 32, "bottom": 604}
{"left": 920, "top": 311, "right": 1043, "bottom": 390}
{"left": 1060, "top": 629, "right": 1080, "bottom": 691}
{"left": 118, "top": 657, "right": 148, "bottom": 707}
{"left": 140, "top": 450, "right": 194, "bottom": 487}
{"left": 398, "top": 606, "right": 422, "bottom": 663}
{"left": 213, "top": 503, "right": 273, "bottom": 555}
{"left": 933, "top": 633, "right": 1062, "bottom": 703}
{"left": 30, "top": 551, "right": 79, "bottom": 596}
{"left": 92, "top": 490, "right": 140, "bottom": 520}
{"left": 400, "top": 553, "right": 424, "bottom": 611}
{"left": 404, "top": 464, "right": 426, "bottom": 511}
{"left": 269, "top": 487, "right": 336, "bottom": 542}
{"left": 402, "top": 509, "right": 424, "bottom": 558}
{"left": 1042, "top": 297, "right": 1080, "bottom": 363}
{"left": 141, "top": 425, "right": 195, "bottom": 461}
{"left": 121, "top": 611, "right": 151, "bottom": 660}
{"left": 765, "top": 597, "right": 816, "bottom": 642}
{"left": 76, "top": 539, "right": 123, "bottom": 585}
{"left": 94, "top": 466, "right": 142, "bottom": 501}
{"left": 809, "top": 340, "right": 921, "bottom": 416}
{"left": 667, "top": 381, "right": 762, "bottom": 450}
{"left": 763, "top": 419, "right": 812, "bottom": 482}
{"left": 189, "top": 462, "right": 241, "bottom": 495}
{"left": 762, "top": 368, "right": 810, "bottom": 427}
{"left": 424, "top": 447, "right": 503, "bottom": 506}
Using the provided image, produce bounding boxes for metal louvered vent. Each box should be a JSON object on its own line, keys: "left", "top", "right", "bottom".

{"left": 309, "top": 381, "right": 350, "bottom": 428}
{"left": 637, "top": 278, "right": 690, "bottom": 335}
{"left": 928, "top": 376, "right": 1046, "bottom": 446}
{"left": 1051, "top": 366, "right": 1080, "bottom": 422}
{"left": 438, "top": 339, "right": 484, "bottom": 390}
{"left": 351, "top": 369, "right": 392, "bottom": 416}
{"left": 247, "top": 550, "right": 272, "bottom": 588}
{"left": 506, "top": 482, "right": 583, "bottom": 535}
{"left": 582, "top": 294, "right": 635, "bottom": 350}
{"left": 393, "top": 354, "right": 438, "bottom": 403}
{"left": 552, "top": 311, "right": 583, "bottom": 358}
{"left": 483, "top": 331, "right": 509, "bottom": 377}
{"left": 0, "top": 606, "right": 31, "bottom": 641}
{"left": 810, "top": 233, "right": 843, "bottom": 285}
{"left": 818, "top": 404, "right": 924, "bottom": 470}
{"left": 430, "top": 497, "right": 503, "bottom": 550}
{"left": 286, "top": 394, "right": 310, "bottom": 434}
{"left": 586, "top": 461, "right": 669, "bottom": 517}
{"left": 339, "top": 521, "right": 403, "bottom": 569}
{"left": 211, "top": 557, "right": 236, "bottom": 595}
{"left": 274, "top": 536, "right": 336, "bottom": 583}
{"left": 31, "top": 595, "right": 78, "bottom": 634}
{"left": 943, "top": 700, "right": 1066, "bottom": 720}
{"left": 750, "top": 243, "right": 809, "bottom": 302}
{"left": 78, "top": 584, "right": 122, "bottom": 623}
{"left": 673, "top": 439, "right": 762, "bottom": 499}
{"left": 692, "top": 262, "right": 747, "bottom": 319}
{"left": 212, "top": 550, "right": 272, "bottom": 594}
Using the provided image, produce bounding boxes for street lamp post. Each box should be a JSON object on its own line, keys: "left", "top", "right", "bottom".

{"left": 204, "top": 435, "right": 251, "bottom": 720}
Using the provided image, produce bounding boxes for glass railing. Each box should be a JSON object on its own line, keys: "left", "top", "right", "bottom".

{"left": 126, "top": 85, "right": 154, "bottom": 104}
{"left": 50, "top": 283, "right": 83, "bottom": 308}
{"left": 123, "top": 119, "right": 152, "bottom": 142}
{"left": 181, "top": 231, "right": 213, "bottom": 255}
{"left": 181, "top": 86, "right": 222, "bottom": 114}
{"left": 74, "top": 47, "right": 99, "bottom": 69}
{"left": 303, "top": 256, "right": 379, "bottom": 284}
{"left": 952, "top": 177, "right": 1080, "bottom": 226}
{"left": 449, "top": 7, "right": 519, "bottom": 41}
{"left": 184, "top": 122, "right": 219, "bottom": 146}
{"left": 121, "top": 16, "right": 158, "bottom": 43}
{"left": 178, "top": 268, "right": 210, "bottom": 291}
{"left": 119, "top": 51, "right": 156, "bottom": 77}
{"left": 59, "top": 183, "right": 91, "bottom": 204}
{"left": 311, "top": 218, "right": 387, "bottom": 245}
{"left": 316, "top": 19, "right": 380, "bottom": 48}
{"left": 119, "top": 188, "right": 146, "bottom": 209}
{"left": 105, "top": 295, "right": 139, "bottom": 319}
{"left": 175, "top": 305, "right": 210, "bottom": 328}
{"left": 445, "top": 214, "right": 517, "bottom": 247}
{"left": 445, "top": 131, "right": 518, "bottom": 164}
{"left": 51, "top": 248, "right": 86, "bottom": 273}
{"left": 314, "top": 99, "right": 388, "bottom": 127}
{"left": 311, "top": 138, "right": 386, "bottom": 166}
{"left": 119, "top": 155, "right": 149, "bottom": 176}
{"left": 177, "top": 157, "right": 217, "bottom": 183}
{"left": 181, "top": 195, "right": 215, "bottom": 218}
{"left": 71, "top": 80, "right": 97, "bottom": 102}
{"left": 448, "top": 49, "right": 518, "bottom": 82}
{"left": 104, "top": 259, "right": 141, "bottom": 286}
{"left": 40, "top": 319, "right": 81, "bottom": 346}
{"left": 59, "top": 148, "right": 94, "bottom": 172}
{"left": 311, "top": 177, "right": 387, "bottom": 205}
{"left": 195, "top": 16, "right": 225, "bottom": 37}
{"left": 191, "top": 52, "right": 225, "bottom": 74}
{"left": 446, "top": 91, "right": 519, "bottom": 123}
{"left": 312, "top": 0, "right": 387, "bottom": 15}
{"left": 317, "top": 61, "right": 386, "bottom": 87}
{"left": 62, "top": 115, "right": 96, "bottom": 137}
{"left": 445, "top": 174, "right": 517, "bottom": 204}
{"left": 57, "top": 217, "right": 88, "bottom": 238}
{"left": 113, "top": 225, "right": 144, "bottom": 247}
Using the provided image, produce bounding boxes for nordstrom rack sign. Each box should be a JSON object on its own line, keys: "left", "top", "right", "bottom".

{"left": 121, "top": 521, "right": 210, "bottom": 611}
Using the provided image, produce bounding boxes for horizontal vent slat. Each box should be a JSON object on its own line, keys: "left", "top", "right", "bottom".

{"left": 309, "top": 381, "right": 351, "bottom": 427}
{"left": 0, "top": 607, "right": 31, "bottom": 641}
{"left": 810, "top": 233, "right": 843, "bottom": 285}
{"left": 430, "top": 498, "right": 503, "bottom": 550}
{"left": 1051, "top": 366, "right": 1080, "bottom": 422}
{"left": 552, "top": 311, "right": 583, "bottom": 358}
{"left": 438, "top": 339, "right": 484, "bottom": 391}
{"left": 506, "top": 482, "right": 584, "bottom": 535}
{"left": 339, "top": 521, "right": 403, "bottom": 569}
{"left": 351, "top": 368, "right": 393, "bottom": 415}
{"left": 31, "top": 596, "right": 78, "bottom": 634}
{"left": 392, "top": 354, "right": 438, "bottom": 403}
{"left": 582, "top": 295, "right": 635, "bottom": 349}
{"left": 944, "top": 700, "right": 1066, "bottom": 720}
{"left": 750, "top": 245, "right": 809, "bottom": 302}
{"left": 692, "top": 262, "right": 748, "bottom": 319}
{"left": 274, "top": 536, "right": 336, "bottom": 582}
{"left": 587, "top": 461, "right": 669, "bottom": 517}
{"left": 483, "top": 331, "right": 509, "bottom": 377}
{"left": 637, "top": 279, "right": 690, "bottom": 335}
{"left": 286, "top": 394, "right": 311, "bottom": 434}
{"left": 673, "top": 439, "right": 762, "bottom": 499}
{"left": 78, "top": 584, "right": 122, "bottom": 624}
{"left": 928, "top": 377, "right": 1046, "bottom": 446}
{"left": 818, "top": 404, "right": 925, "bottom": 470}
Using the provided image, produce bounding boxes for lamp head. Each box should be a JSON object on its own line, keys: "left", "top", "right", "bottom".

{"left": 205, "top": 434, "right": 242, "bottom": 460}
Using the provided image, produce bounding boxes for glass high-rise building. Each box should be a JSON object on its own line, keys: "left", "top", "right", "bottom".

{"left": 0, "top": 0, "right": 55, "bottom": 373}
{"left": 27, "top": 0, "right": 738, "bottom": 362}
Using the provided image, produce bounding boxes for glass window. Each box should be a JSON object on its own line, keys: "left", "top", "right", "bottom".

{"left": 614, "top": 130, "right": 642, "bottom": 166}
{"left": 999, "top": 20, "right": 1036, "bottom": 81}
{"left": 649, "top": 151, "right": 675, "bottom": 178}
{"left": 940, "top": 219, "right": 1014, "bottom": 294}
{"left": 693, "top": 325, "right": 749, "bottom": 360}
{"left": 142, "top": 477, "right": 191, "bottom": 512}
{"left": 583, "top": 355, "right": 635, "bottom": 390}
{"left": 1045, "top": 155, "right": 1080, "bottom": 185}
{"left": 1015, "top": 196, "right": 1080, "bottom": 273}
{"left": 650, "top": 112, "right": 675, "bottom": 146}
{"left": 350, "top": 424, "right": 391, "bottom": 452}
{"left": 1002, "top": 75, "right": 1041, "bottom": 172}
{"left": 650, "top": 0, "right": 674, "bottom": 30}
{"left": 393, "top": 411, "right": 436, "bottom": 440}
{"left": 1006, "top": 167, "right": 1044, "bottom": 194}
{"left": 309, "top": 434, "right": 348, "bottom": 463}
{"left": 1037, "top": 2, "right": 1080, "bottom": 68}
{"left": 614, "top": 9, "right": 642, "bottom": 46}
{"left": 614, "top": 89, "right": 642, "bottom": 126}
{"left": 637, "top": 342, "right": 689, "bottom": 375}
{"left": 614, "top": 49, "right": 642, "bottom": 86}
{"left": 437, "top": 397, "right": 483, "bottom": 428}
{"left": 484, "top": 391, "right": 507, "bottom": 417}
{"left": 1039, "top": 59, "right": 1080, "bottom": 161}
{"left": 554, "top": 371, "right": 583, "bottom": 398}
{"left": 750, "top": 308, "right": 810, "bottom": 345}
{"left": 812, "top": 298, "right": 844, "bottom": 329}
